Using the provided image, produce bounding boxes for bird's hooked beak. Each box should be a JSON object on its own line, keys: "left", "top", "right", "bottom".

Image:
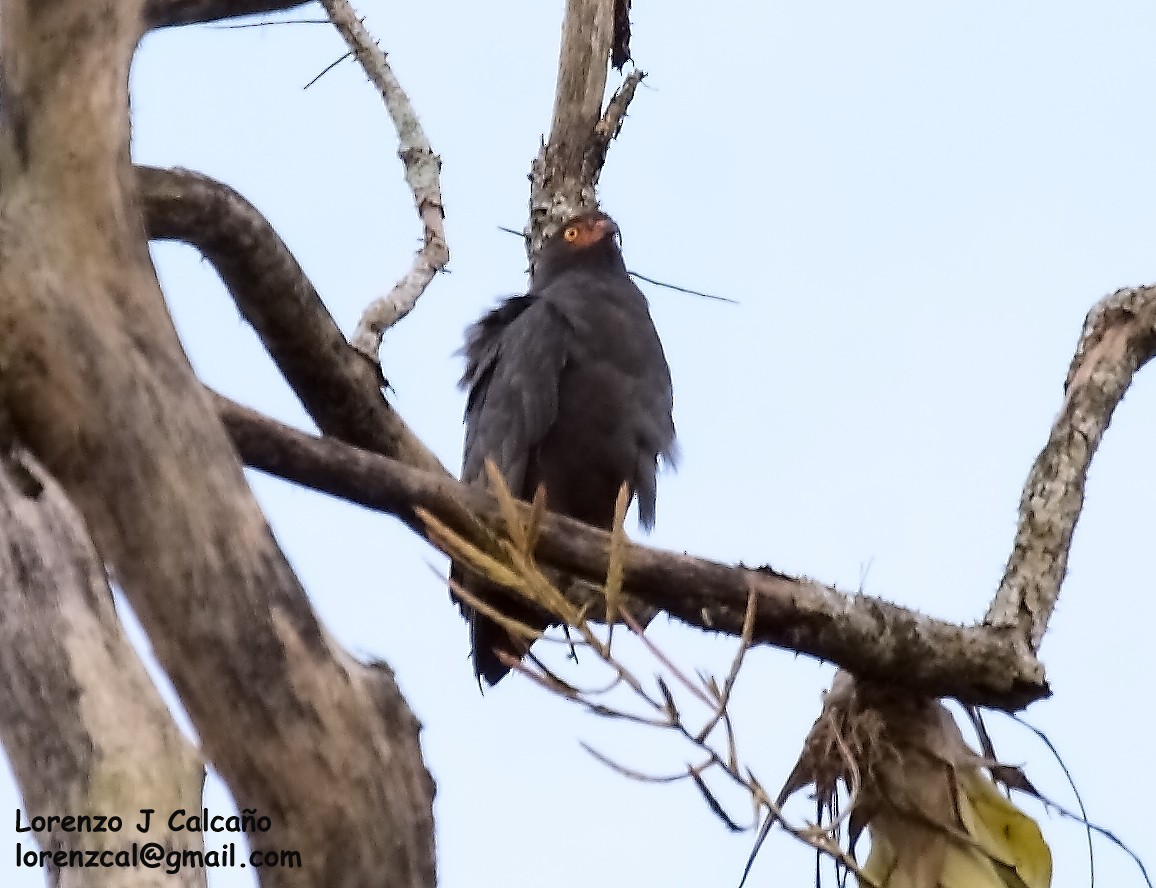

{"left": 592, "top": 216, "right": 619, "bottom": 242}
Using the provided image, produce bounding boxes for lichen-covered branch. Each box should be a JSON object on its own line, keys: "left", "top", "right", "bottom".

{"left": 319, "top": 0, "right": 450, "bottom": 359}
{"left": 528, "top": 0, "right": 642, "bottom": 255}
{"left": 217, "top": 395, "right": 1049, "bottom": 710}
{"left": 0, "top": 446, "right": 206, "bottom": 888}
{"left": 986, "top": 284, "right": 1156, "bottom": 650}
{"left": 0, "top": 3, "right": 435, "bottom": 886}
{"left": 138, "top": 164, "right": 445, "bottom": 474}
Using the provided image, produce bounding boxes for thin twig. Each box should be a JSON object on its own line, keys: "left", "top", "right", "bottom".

{"left": 215, "top": 18, "right": 329, "bottom": 28}
{"left": 495, "top": 223, "right": 740, "bottom": 304}
{"left": 594, "top": 68, "right": 644, "bottom": 144}
{"left": 620, "top": 608, "right": 714, "bottom": 708}
{"left": 1008, "top": 714, "right": 1096, "bottom": 888}
{"left": 695, "top": 589, "right": 757, "bottom": 743}
{"left": 304, "top": 51, "right": 353, "bottom": 90}
{"left": 629, "top": 270, "right": 739, "bottom": 305}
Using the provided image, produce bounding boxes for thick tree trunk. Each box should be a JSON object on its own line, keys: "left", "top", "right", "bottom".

{"left": 0, "top": 448, "right": 205, "bottom": 888}
{"left": 0, "top": 3, "right": 435, "bottom": 886}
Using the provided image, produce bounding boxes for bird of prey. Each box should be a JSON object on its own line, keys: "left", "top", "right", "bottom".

{"left": 454, "top": 210, "right": 677, "bottom": 685}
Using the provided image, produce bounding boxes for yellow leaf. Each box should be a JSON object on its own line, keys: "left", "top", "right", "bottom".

{"left": 862, "top": 815, "right": 946, "bottom": 888}
{"left": 956, "top": 771, "right": 1052, "bottom": 888}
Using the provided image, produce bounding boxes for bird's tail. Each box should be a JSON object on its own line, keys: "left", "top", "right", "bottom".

{"left": 450, "top": 564, "right": 539, "bottom": 687}
{"left": 470, "top": 612, "right": 531, "bottom": 686}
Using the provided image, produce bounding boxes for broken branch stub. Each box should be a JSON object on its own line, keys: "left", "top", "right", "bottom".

{"left": 528, "top": 0, "right": 643, "bottom": 259}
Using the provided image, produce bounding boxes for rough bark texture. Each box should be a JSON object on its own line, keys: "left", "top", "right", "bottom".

{"left": 319, "top": 0, "right": 451, "bottom": 359}
{"left": 138, "top": 165, "right": 445, "bottom": 474}
{"left": 219, "top": 397, "right": 1048, "bottom": 710}
{"left": 0, "top": 447, "right": 206, "bottom": 888}
{"left": 986, "top": 285, "right": 1156, "bottom": 650}
{"left": 0, "top": 3, "right": 435, "bottom": 887}
{"left": 528, "top": 0, "right": 636, "bottom": 257}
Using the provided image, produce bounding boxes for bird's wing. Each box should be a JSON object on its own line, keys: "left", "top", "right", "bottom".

{"left": 457, "top": 295, "right": 572, "bottom": 684}
{"left": 623, "top": 283, "right": 678, "bottom": 530}
{"left": 631, "top": 364, "right": 677, "bottom": 530}
{"left": 461, "top": 295, "right": 572, "bottom": 495}
{"left": 542, "top": 273, "right": 677, "bottom": 531}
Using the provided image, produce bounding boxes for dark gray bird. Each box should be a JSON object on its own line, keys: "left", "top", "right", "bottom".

{"left": 454, "top": 210, "right": 676, "bottom": 685}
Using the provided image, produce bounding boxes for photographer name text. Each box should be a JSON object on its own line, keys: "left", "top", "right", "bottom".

{"left": 15, "top": 808, "right": 272, "bottom": 835}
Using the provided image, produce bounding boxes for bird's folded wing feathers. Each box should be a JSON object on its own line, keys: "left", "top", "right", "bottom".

{"left": 461, "top": 296, "right": 573, "bottom": 494}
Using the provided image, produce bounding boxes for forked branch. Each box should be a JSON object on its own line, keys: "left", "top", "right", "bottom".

{"left": 528, "top": 0, "right": 645, "bottom": 256}
{"left": 138, "top": 164, "right": 445, "bottom": 474}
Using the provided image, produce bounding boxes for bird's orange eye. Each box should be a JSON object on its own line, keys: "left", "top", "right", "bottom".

{"left": 563, "top": 225, "right": 580, "bottom": 243}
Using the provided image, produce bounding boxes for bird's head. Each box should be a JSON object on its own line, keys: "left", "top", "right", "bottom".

{"left": 532, "top": 211, "right": 625, "bottom": 285}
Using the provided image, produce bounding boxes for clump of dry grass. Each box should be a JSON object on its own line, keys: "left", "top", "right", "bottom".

{"left": 752, "top": 672, "right": 1052, "bottom": 888}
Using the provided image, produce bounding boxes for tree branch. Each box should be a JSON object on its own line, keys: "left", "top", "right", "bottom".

{"left": 216, "top": 395, "right": 1050, "bottom": 710}
{"left": 144, "top": 0, "right": 311, "bottom": 29}
{"left": 318, "top": 0, "right": 450, "bottom": 359}
{"left": 138, "top": 164, "right": 446, "bottom": 475}
{"left": 596, "top": 69, "right": 644, "bottom": 146}
{"left": 986, "top": 284, "right": 1156, "bottom": 650}
{"left": 0, "top": 447, "right": 206, "bottom": 888}
{"left": 528, "top": 0, "right": 642, "bottom": 255}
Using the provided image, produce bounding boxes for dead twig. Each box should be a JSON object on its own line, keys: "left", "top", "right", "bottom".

{"left": 319, "top": 0, "right": 449, "bottom": 359}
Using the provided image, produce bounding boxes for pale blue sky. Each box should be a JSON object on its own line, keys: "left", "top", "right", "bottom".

{"left": 5, "top": 1, "right": 1156, "bottom": 886}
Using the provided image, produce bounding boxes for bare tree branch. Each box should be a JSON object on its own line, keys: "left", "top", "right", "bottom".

{"left": 216, "top": 395, "right": 1050, "bottom": 710}
{"left": 596, "top": 69, "right": 644, "bottom": 146}
{"left": 318, "top": 0, "right": 450, "bottom": 359}
{"left": 0, "top": 448, "right": 206, "bottom": 888}
{"left": 0, "top": 3, "right": 435, "bottom": 885}
{"left": 986, "top": 284, "right": 1156, "bottom": 650}
{"left": 145, "top": 0, "right": 311, "bottom": 29}
{"left": 528, "top": 0, "right": 642, "bottom": 255}
{"left": 138, "top": 164, "right": 446, "bottom": 475}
